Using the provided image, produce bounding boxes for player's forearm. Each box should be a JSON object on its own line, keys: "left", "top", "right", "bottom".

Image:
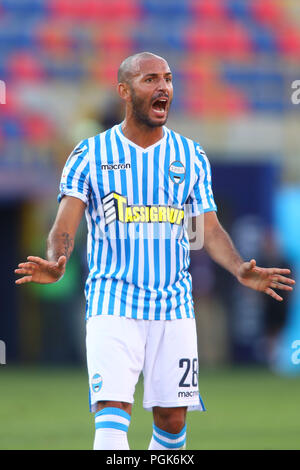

{"left": 45, "top": 196, "right": 85, "bottom": 262}
{"left": 204, "top": 223, "right": 244, "bottom": 278}
{"left": 46, "top": 227, "right": 75, "bottom": 263}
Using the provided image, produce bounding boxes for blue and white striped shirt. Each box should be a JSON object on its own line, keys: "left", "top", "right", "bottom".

{"left": 58, "top": 123, "right": 217, "bottom": 320}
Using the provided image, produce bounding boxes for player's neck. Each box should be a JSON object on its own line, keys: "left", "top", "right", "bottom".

{"left": 121, "top": 118, "right": 164, "bottom": 149}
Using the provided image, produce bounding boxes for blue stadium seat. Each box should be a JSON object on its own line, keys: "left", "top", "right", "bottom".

{"left": 225, "top": 0, "right": 252, "bottom": 21}
{"left": 1, "top": 118, "right": 25, "bottom": 138}
{"left": 44, "top": 61, "right": 87, "bottom": 81}
{"left": 250, "top": 26, "right": 278, "bottom": 53}
{"left": 221, "top": 65, "right": 285, "bottom": 112}
{"left": 251, "top": 99, "right": 285, "bottom": 113}
{"left": 0, "top": 0, "right": 48, "bottom": 18}
{"left": 0, "top": 60, "right": 9, "bottom": 81}
{"left": 0, "top": 22, "right": 37, "bottom": 52}
{"left": 141, "top": 0, "right": 190, "bottom": 20}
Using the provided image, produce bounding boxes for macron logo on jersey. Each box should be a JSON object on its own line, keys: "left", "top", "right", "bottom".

{"left": 102, "top": 192, "right": 185, "bottom": 226}
{"left": 101, "top": 162, "right": 131, "bottom": 171}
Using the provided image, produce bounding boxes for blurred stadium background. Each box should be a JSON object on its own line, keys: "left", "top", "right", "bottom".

{"left": 1, "top": 0, "right": 300, "bottom": 450}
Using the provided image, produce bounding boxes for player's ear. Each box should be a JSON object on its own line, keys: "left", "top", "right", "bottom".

{"left": 118, "top": 82, "right": 131, "bottom": 102}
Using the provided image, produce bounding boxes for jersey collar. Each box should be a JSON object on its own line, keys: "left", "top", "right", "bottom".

{"left": 115, "top": 122, "right": 168, "bottom": 153}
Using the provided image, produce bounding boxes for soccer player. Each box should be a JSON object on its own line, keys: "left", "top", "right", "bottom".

{"left": 15, "top": 52, "right": 295, "bottom": 450}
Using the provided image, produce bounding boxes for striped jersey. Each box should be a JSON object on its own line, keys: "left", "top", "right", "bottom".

{"left": 58, "top": 123, "right": 217, "bottom": 321}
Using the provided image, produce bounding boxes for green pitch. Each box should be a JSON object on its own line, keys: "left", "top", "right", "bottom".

{"left": 0, "top": 366, "right": 299, "bottom": 450}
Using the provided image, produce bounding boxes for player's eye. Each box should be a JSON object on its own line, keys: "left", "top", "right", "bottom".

{"left": 145, "top": 78, "right": 153, "bottom": 83}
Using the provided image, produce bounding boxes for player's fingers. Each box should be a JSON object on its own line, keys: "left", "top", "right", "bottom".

{"left": 27, "top": 256, "right": 46, "bottom": 265}
{"left": 18, "top": 262, "right": 37, "bottom": 269}
{"left": 15, "top": 268, "right": 33, "bottom": 275}
{"left": 15, "top": 276, "right": 33, "bottom": 285}
{"left": 264, "top": 287, "right": 283, "bottom": 302}
{"left": 269, "top": 268, "right": 291, "bottom": 275}
{"left": 270, "top": 275, "right": 296, "bottom": 285}
{"left": 270, "top": 281, "right": 293, "bottom": 291}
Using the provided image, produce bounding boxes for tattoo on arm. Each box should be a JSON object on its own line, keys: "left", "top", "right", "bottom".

{"left": 61, "top": 232, "right": 74, "bottom": 259}
{"left": 47, "top": 231, "right": 74, "bottom": 262}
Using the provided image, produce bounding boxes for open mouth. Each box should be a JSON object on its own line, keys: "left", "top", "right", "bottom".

{"left": 151, "top": 98, "right": 168, "bottom": 116}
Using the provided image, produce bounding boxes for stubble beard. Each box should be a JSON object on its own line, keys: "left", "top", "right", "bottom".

{"left": 130, "top": 87, "right": 169, "bottom": 128}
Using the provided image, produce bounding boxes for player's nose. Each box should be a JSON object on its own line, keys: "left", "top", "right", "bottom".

{"left": 156, "top": 77, "right": 169, "bottom": 93}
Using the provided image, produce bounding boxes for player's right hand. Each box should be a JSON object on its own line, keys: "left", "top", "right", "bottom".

{"left": 14, "top": 255, "right": 66, "bottom": 285}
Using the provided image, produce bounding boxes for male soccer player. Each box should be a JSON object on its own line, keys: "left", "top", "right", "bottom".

{"left": 15, "top": 52, "right": 295, "bottom": 450}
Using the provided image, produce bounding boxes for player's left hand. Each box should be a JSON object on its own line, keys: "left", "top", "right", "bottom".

{"left": 237, "top": 259, "right": 295, "bottom": 301}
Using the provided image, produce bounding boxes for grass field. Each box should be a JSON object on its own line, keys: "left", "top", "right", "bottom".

{"left": 0, "top": 365, "right": 299, "bottom": 450}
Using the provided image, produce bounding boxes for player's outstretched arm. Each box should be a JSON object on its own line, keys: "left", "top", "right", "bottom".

{"left": 15, "top": 196, "right": 86, "bottom": 285}
{"left": 203, "top": 211, "right": 295, "bottom": 301}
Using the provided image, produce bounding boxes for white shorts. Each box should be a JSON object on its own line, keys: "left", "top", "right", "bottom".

{"left": 86, "top": 315, "right": 205, "bottom": 413}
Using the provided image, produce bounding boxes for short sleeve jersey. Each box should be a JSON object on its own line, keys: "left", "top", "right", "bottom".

{"left": 58, "top": 123, "right": 217, "bottom": 320}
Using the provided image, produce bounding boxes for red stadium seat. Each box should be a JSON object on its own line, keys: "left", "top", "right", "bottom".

{"left": 49, "top": 0, "right": 90, "bottom": 19}
{"left": 185, "top": 84, "right": 248, "bottom": 116}
{"left": 189, "top": 0, "right": 226, "bottom": 20}
{"left": 49, "top": 0, "right": 140, "bottom": 20}
{"left": 93, "top": 27, "right": 133, "bottom": 54}
{"left": 97, "top": 0, "right": 140, "bottom": 20}
{"left": 91, "top": 52, "right": 129, "bottom": 85}
{"left": 36, "top": 23, "right": 73, "bottom": 57}
{"left": 185, "top": 23, "right": 218, "bottom": 54}
{"left": 216, "top": 22, "right": 252, "bottom": 58}
{"left": 277, "top": 26, "right": 300, "bottom": 58}
{"left": 223, "top": 86, "right": 249, "bottom": 115}
{"left": 250, "top": 0, "right": 282, "bottom": 26}
{"left": 23, "top": 113, "right": 55, "bottom": 143}
{"left": 180, "top": 56, "right": 218, "bottom": 86}
{"left": 185, "top": 21, "right": 252, "bottom": 58}
{"left": 8, "top": 52, "right": 45, "bottom": 82}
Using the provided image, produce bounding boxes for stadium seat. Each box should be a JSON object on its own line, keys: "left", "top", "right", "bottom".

{"left": 23, "top": 113, "right": 54, "bottom": 143}
{"left": 250, "top": 0, "right": 282, "bottom": 26}
{"left": 141, "top": 0, "right": 190, "bottom": 20}
{"left": 185, "top": 24, "right": 218, "bottom": 54}
{"left": 215, "top": 22, "right": 252, "bottom": 57}
{"left": 221, "top": 65, "right": 286, "bottom": 113}
{"left": 183, "top": 80, "right": 249, "bottom": 116}
{"left": 0, "top": 23, "right": 36, "bottom": 53}
{"left": 189, "top": 0, "right": 227, "bottom": 20}
{"left": 36, "top": 23, "right": 74, "bottom": 56}
{"left": 276, "top": 27, "right": 300, "bottom": 58}
{"left": 94, "top": 28, "right": 133, "bottom": 54}
{"left": 186, "top": 21, "right": 252, "bottom": 58}
{"left": 250, "top": 27, "right": 278, "bottom": 54}
{"left": 0, "top": 59, "right": 9, "bottom": 81}
{"left": 49, "top": 0, "right": 140, "bottom": 20}
{"left": 1, "top": 116, "right": 25, "bottom": 139}
{"left": 0, "top": 0, "right": 48, "bottom": 18}
{"left": 225, "top": 0, "right": 252, "bottom": 21}
{"left": 8, "top": 52, "right": 45, "bottom": 82}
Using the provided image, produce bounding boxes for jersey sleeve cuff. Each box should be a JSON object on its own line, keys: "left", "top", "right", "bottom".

{"left": 57, "top": 190, "right": 88, "bottom": 205}
{"left": 188, "top": 206, "right": 217, "bottom": 217}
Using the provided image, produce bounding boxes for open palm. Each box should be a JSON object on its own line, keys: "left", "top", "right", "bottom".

{"left": 15, "top": 256, "right": 66, "bottom": 285}
{"left": 237, "top": 259, "right": 295, "bottom": 301}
